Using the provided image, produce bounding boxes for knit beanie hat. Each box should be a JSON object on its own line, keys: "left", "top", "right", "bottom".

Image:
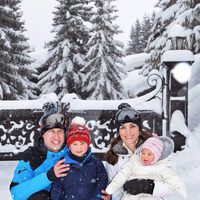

{"left": 40, "top": 113, "right": 67, "bottom": 135}
{"left": 39, "top": 101, "right": 68, "bottom": 136}
{"left": 67, "top": 116, "right": 90, "bottom": 147}
{"left": 141, "top": 134, "right": 164, "bottom": 164}
{"left": 115, "top": 103, "right": 142, "bottom": 131}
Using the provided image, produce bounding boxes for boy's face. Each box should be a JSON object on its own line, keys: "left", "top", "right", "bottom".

{"left": 70, "top": 141, "right": 88, "bottom": 157}
{"left": 140, "top": 148, "right": 155, "bottom": 166}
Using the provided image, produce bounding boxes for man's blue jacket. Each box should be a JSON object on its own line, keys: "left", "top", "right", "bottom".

{"left": 10, "top": 142, "right": 68, "bottom": 200}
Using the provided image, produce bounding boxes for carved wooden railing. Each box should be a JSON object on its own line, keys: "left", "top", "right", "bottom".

{"left": 0, "top": 89, "right": 163, "bottom": 160}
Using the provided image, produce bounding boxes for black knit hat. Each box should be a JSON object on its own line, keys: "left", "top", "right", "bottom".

{"left": 115, "top": 103, "right": 142, "bottom": 131}
{"left": 40, "top": 113, "right": 68, "bottom": 135}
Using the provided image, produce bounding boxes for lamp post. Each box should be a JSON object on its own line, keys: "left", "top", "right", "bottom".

{"left": 161, "top": 24, "right": 194, "bottom": 138}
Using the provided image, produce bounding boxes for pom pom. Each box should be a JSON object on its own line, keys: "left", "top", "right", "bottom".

{"left": 118, "top": 103, "right": 131, "bottom": 110}
{"left": 71, "top": 116, "right": 86, "bottom": 126}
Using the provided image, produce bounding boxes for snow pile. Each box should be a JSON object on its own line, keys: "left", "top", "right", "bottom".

{"left": 170, "top": 125, "right": 200, "bottom": 199}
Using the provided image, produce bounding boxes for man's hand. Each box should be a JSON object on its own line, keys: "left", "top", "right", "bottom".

{"left": 101, "top": 190, "right": 111, "bottom": 200}
{"left": 54, "top": 159, "right": 70, "bottom": 178}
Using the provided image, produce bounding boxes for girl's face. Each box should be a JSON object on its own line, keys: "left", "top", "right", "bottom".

{"left": 70, "top": 141, "right": 88, "bottom": 157}
{"left": 119, "top": 122, "right": 140, "bottom": 146}
{"left": 140, "top": 148, "right": 155, "bottom": 166}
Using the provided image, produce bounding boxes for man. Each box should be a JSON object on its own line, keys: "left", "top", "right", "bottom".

{"left": 10, "top": 112, "right": 70, "bottom": 200}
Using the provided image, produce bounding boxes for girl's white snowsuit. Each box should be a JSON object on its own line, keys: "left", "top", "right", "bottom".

{"left": 105, "top": 136, "right": 187, "bottom": 200}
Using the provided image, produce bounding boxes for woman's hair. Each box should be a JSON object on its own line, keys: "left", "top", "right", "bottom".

{"left": 105, "top": 129, "right": 152, "bottom": 165}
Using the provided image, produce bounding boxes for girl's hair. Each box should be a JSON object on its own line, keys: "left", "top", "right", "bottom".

{"left": 105, "top": 129, "right": 152, "bottom": 165}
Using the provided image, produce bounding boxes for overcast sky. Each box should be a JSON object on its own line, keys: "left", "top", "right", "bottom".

{"left": 21, "top": 0, "right": 158, "bottom": 51}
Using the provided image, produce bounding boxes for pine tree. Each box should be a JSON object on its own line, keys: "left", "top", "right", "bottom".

{"left": 141, "top": 0, "right": 200, "bottom": 75}
{"left": 38, "top": 0, "right": 91, "bottom": 99}
{"left": 142, "top": 13, "right": 155, "bottom": 50}
{"left": 0, "top": 0, "right": 36, "bottom": 100}
{"left": 126, "top": 13, "right": 155, "bottom": 55}
{"left": 126, "top": 20, "right": 143, "bottom": 55}
{"left": 80, "top": 0, "right": 127, "bottom": 100}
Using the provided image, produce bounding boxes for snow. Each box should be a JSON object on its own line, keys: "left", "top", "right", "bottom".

{"left": 168, "top": 24, "right": 186, "bottom": 38}
{"left": 123, "top": 53, "right": 149, "bottom": 72}
{"left": 1, "top": 52, "right": 200, "bottom": 199}
{"left": 0, "top": 93, "right": 58, "bottom": 110}
{"left": 29, "top": 49, "right": 48, "bottom": 69}
{"left": 1, "top": 0, "right": 200, "bottom": 198}
{"left": 0, "top": 161, "right": 17, "bottom": 199}
{"left": 161, "top": 50, "right": 194, "bottom": 62}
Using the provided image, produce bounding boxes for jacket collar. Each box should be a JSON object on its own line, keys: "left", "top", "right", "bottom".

{"left": 47, "top": 145, "right": 68, "bottom": 158}
{"left": 64, "top": 148, "right": 93, "bottom": 164}
{"left": 112, "top": 140, "right": 129, "bottom": 155}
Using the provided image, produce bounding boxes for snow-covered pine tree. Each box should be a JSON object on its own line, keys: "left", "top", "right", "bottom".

{"left": 38, "top": 0, "right": 92, "bottom": 99}
{"left": 141, "top": 13, "right": 155, "bottom": 51}
{"left": 80, "top": 0, "right": 128, "bottom": 100}
{"left": 141, "top": 0, "right": 200, "bottom": 76}
{"left": 0, "top": 0, "right": 36, "bottom": 100}
{"left": 126, "top": 20, "right": 143, "bottom": 55}
{"left": 126, "top": 13, "right": 155, "bottom": 56}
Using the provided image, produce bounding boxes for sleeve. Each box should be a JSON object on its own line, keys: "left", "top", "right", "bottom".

{"left": 106, "top": 161, "right": 132, "bottom": 195}
{"left": 90, "top": 160, "right": 108, "bottom": 200}
{"left": 10, "top": 160, "right": 52, "bottom": 200}
{"left": 153, "top": 165, "right": 187, "bottom": 200}
{"left": 51, "top": 179, "right": 64, "bottom": 200}
{"left": 104, "top": 161, "right": 125, "bottom": 200}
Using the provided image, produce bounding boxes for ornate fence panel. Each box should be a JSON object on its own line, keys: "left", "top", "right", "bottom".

{"left": 0, "top": 109, "right": 42, "bottom": 160}
{"left": 0, "top": 75, "right": 165, "bottom": 161}
{"left": 0, "top": 105, "right": 162, "bottom": 160}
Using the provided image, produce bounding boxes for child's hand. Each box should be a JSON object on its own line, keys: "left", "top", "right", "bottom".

{"left": 101, "top": 190, "right": 111, "bottom": 200}
{"left": 54, "top": 159, "right": 70, "bottom": 178}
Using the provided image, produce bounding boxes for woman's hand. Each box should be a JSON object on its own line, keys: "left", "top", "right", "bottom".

{"left": 101, "top": 190, "right": 111, "bottom": 200}
{"left": 54, "top": 159, "right": 70, "bottom": 178}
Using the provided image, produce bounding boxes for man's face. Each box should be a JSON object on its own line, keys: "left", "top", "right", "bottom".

{"left": 43, "top": 128, "right": 65, "bottom": 152}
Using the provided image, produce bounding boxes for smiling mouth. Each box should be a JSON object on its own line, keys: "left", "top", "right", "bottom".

{"left": 125, "top": 136, "right": 134, "bottom": 139}
{"left": 52, "top": 141, "right": 60, "bottom": 145}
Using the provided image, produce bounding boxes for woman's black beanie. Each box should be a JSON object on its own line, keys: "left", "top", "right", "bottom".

{"left": 115, "top": 103, "right": 142, "bottom": 131}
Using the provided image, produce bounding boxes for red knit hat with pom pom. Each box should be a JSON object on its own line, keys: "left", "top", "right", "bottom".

{"left": 67, "top": 124, "right": 90, "bottom": 147}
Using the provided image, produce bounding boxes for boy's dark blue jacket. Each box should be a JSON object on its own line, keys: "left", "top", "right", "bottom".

{"left": 51, "top": 149, "right": 108, "bottom": 200}
{"left": 9, "top": 142, "right": 68, "bottom": 200}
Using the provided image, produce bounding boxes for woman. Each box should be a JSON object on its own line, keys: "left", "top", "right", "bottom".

{"left": 101, "top": 103, "right": 176, "bottom": 200}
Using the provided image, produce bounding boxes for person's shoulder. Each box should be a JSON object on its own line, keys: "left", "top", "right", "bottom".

{"left": 90, "top": 155, "right": 105, "bottom": 166}
{"left": 21, "top": 146, "right": 37, "bottom": 161}
{"left": 91, "top": 154, "right": 102, "bottom": 162}
{"left": 22, "top": 144, "right": 47, "bottom": 169}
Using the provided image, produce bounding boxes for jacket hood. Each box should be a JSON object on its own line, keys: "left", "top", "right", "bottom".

{"left": 159, "top": 136, "right": 174, "bottom": 160}
{"left": 112, "top": 136, "right": 174, "bottom": 160}
{"left": 112, "top": 140, "right": 129, "bottom": 155}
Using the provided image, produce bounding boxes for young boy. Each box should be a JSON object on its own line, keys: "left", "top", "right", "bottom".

{"left": 51, "top": 116, "right": 108, "bottom": 200}
{"left": 105, "top": 134, "right": 187, "bottom": 200}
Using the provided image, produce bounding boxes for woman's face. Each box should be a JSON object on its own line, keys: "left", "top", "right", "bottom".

{"left": 119, "top": 122, "right": 140, "bottom": 146}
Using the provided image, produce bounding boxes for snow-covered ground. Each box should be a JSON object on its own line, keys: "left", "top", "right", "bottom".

{"left": 0, "top": 161, "right": 17, "bottom": 199}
